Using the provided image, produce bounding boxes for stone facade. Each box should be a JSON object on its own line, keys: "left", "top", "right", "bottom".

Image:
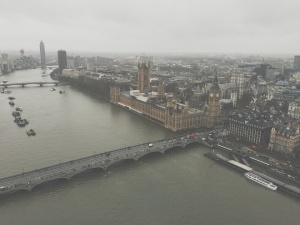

{"left": 137, "top": 61, "right": 151, "bottom": 93}
{"left": 110, "top": 76, "right": 221, "bottom": 132}
{"left": 229, "top": 114, "right": 274, "bottom": 147}
{"left": 207, "top": 76, "right": 221, "bottom": 127}
{"left": 229, "top": 110, "right": 297, "bottom": 148}
{"left": 288, "top": 101, "right": 300, "bottom": 120}
{"left": 231, "top": 74, "right": 245, "bottom": 99}
{"left": 269, "top": 124, "right": 300, "bottom": 156}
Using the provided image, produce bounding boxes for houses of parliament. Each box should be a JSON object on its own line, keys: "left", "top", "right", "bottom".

{"left": 110, "top": 60, "right": 221, "bottom": 132}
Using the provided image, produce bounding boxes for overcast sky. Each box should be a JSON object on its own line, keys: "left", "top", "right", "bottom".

{"left": 1, "top": 0, "right": 300, "bottom": 55}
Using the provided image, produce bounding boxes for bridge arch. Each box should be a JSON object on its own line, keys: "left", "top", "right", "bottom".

{"left": 137, "top": 150, "right": 164, "bottom": 161}
{"left": 69, "top": 166, "right": 106, "bottom": 178}
{"left": 105, "top": 158, "right": 137, "bottom": 170}
{"left": 184, "top": 141, "right": 202, "bottom": 148}
{"left": 30, "top": 177, "right": 69, "bottom": 191}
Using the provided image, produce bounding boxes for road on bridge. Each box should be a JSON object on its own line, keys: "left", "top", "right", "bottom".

{"left": 0, "top": 132, "right": 212, "bottom": 195}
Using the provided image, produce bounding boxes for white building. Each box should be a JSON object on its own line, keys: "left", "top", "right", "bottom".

{"left": 290, "top": 72, "right": 300, "bottom": 83}
{"left": 231, "top": 74, "right": 245, "bottom": 99}
{"left": 288, "top": 102, "right": 300, "bottom": 119}
{"left": 67, "top": 56, "right": 75, "bottom": 69}
{"left": 265, "top": 67, "right": 278, "bottom": 81}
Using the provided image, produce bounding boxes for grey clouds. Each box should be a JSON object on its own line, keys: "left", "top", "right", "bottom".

{"left": 1, "top": 0, "right": 300, "bottom": 54}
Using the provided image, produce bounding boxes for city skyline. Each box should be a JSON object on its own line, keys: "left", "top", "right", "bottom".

{"left": 1, "top": 0, "right": 300, "bottom": 54}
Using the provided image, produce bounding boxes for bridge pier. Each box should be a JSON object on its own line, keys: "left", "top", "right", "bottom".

{"left": 22, "top": 83, "right": 25, "bottom": 87}
{"left": 55, "top": 83, "right": 58, "bottom": 86}
{"left": 64, "top": 174, "right": 73, "bottom": 180}
{"left": 39, "top": 83, "right": 43, "bottom": 87}
{"left": 26, "top": 186, "right": 33, "bottom": 191}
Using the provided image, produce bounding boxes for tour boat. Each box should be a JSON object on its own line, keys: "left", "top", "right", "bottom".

{"left": 244, "top": 172, "right": 277, "bottom": 190}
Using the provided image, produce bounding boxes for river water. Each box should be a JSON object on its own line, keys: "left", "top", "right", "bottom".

{"left": 0, "top": 69, "right": 299, "bottom": 225}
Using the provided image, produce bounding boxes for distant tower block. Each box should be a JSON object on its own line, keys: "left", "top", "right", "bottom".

{"left": 294, "top": 55, "right": 300, "bottom": 68}
{"left": 1, "top": 52, "right": 8, "bottom": 61}
{"left": 20, "top": 49, "right": 24, "bottom": 57}
{"left": 157, "top": 79, "right": 165, "bottom": 99}
{"left": 231, "top": 92, "right": 237, "bottom": 108}
{"left": 40, "top": 41, "right": 46, "bottom": 69}
{"left": 57, "top": 49, "right": 67, "bottom": 74}
{"left": 137, "top": 60, "right": 151, "bottom": 93}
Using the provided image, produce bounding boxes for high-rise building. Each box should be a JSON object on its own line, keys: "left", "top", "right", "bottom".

{"left": 40, "top": 41, "right": 46, "bottom": 69}
{"left": 67, "top": 56, "right": 75, "bottom": 69}
{"left": 137, "top": 60, "right": 151, "bottom": 93}
{"left": 57, "top": 50, "right": 67, "bottom": 73}
{"left": 20, "top": 49, "right": 24, "bottom": 57}
{"left": 265, "top": 66, "right": 277, "bottom": 81}
{"left": 1, "top": 62, "right": 10, "bottom": 73}
{"left": 294, "top": 56, "right": 300, "bottom": 68}
{"left": 1, "top": 52, "right": 8, "bottom": 61}
{"left": 74, "top": 56, "right": 81, "bottom": 68}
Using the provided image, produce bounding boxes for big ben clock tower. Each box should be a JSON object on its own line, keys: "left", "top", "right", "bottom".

{"left": 207, "top": 75, "right": 221, "bottom": 128}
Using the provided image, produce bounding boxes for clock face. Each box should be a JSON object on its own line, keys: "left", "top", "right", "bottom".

{"left": 210, "top": 93, "right": 213, "bottom": 97}
{"left": 216, "top": 93, "right": 219, "bottom": 97}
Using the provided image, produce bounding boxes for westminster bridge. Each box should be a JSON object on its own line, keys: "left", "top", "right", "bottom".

{"left": 0, "top": 132, "right": 212, "bottom": 195}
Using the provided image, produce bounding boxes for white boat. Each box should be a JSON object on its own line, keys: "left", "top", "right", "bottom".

{"left": 50, "top": 87, "right": 56, "bottom": 91}
{"left": 244, "top": 172, "right": 277, "bottom": 190}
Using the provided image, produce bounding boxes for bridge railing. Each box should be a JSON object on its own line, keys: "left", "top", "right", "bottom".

{"left": 0, "top": 132, "right": 210, "bottom": 183}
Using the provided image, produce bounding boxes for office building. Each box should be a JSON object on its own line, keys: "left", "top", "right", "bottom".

{"left": 229, "top": 111, "right": 296, "bottom": 147}
{"left": 57, "top": 50, "right": 67, "bottom": 73}
{"left": 67, "top": 56, "right": 75, "bottom": 69}
{"left": 40, "top": 41, "right": 46, "bottom": 69}
{"left": 1, "top": 52, "right": 8, "bottom": 61}
{"left": 294, "top": 56, "right": 300, "bottom": 68}
{"left": 20, "top": 49, "right": 24, "bottom": 57}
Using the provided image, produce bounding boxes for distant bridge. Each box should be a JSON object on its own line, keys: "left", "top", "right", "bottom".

{"left": 0, "top": 81, "right": 66, "bottom": 88}
{"left": 46, "top": 66, "right": 59, "bottom": 70}
{"left": 0, "top": 132, "right": 212, "bottom": 195}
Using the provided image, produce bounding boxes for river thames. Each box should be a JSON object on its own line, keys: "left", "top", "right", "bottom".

{"left": 0, "top": 69, "right": 299, "bottom": 225}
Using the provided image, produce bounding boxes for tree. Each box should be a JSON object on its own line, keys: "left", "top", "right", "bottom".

{"left": 237, "top": 91, "right": 254, "bottom": 108}
{"left": 165, "top": 82, "right": 178, "bottom": 93}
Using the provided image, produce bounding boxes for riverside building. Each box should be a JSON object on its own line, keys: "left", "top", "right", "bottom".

{"left": 269, "top": 123, "right": 300, "bottom": 156}
{"left": 229, "top": 110, "right": 296, "bottom": 148}
{"left": 110, "top": 60, "right": 221, "bottom": 132}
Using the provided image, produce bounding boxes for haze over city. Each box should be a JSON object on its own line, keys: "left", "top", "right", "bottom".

{"left": 1, "top": 0, "right": 300, "bottom": 224}
{"left": 1, "top": 0, "right": 300, "bottom": 54}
